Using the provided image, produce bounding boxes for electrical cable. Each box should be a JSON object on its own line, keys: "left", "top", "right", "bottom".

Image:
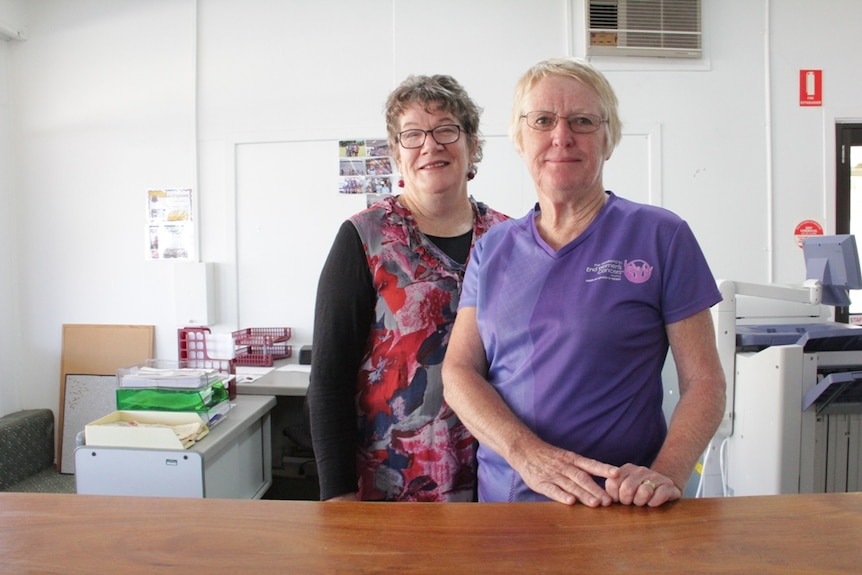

{"left": 719, "top": 435, "right": 730, "bottom": 497}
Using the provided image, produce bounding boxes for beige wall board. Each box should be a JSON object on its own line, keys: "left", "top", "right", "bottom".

{"left": 58, "top": 324, "right": 154, "bottom": 472}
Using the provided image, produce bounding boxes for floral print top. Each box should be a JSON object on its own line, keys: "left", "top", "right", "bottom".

{"left": 349, "top": 195, "right": 507, "bottom": 501}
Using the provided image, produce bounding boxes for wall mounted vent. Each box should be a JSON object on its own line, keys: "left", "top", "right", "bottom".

{"left": 587, "top": 0, "right": 702, "bottom": 59}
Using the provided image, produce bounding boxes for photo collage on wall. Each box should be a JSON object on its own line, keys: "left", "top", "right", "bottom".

{"left": 338, "top": 139, "right": 396, "bottom": 207}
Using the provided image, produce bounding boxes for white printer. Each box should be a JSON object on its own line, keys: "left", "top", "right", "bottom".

{"left": 709, "top": 235, "right": 862, "bottom": 496}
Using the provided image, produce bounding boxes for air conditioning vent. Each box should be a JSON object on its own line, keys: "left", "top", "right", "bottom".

{"left": 587, "top": 0, "right": 702, "bottom": 59}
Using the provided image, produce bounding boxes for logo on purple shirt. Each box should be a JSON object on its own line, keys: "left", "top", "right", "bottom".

{"left": 585, "top": 259, "right": 654, "bottom": 283}
{"left": 624, "top": 259, "right": 653, "bottom": 283}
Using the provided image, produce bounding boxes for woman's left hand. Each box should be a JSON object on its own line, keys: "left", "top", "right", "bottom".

{"left": 604, "top": 464, "right": 682, "bottom": 507}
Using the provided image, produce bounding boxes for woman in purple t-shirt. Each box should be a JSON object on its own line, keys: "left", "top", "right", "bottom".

{"left": 442, "top": 57, "right": 725, "bottom": 507}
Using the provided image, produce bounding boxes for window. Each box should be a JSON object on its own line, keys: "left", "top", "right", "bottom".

{"left": 587, "top": 0, "right": 702, "bottom": 59}
{"left": 835, "top": 123, "right": 862, "bottom": 324}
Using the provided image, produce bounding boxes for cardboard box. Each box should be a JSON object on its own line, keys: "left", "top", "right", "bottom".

{"left": 84, "top": 411, "right": 209, "bottom": 450}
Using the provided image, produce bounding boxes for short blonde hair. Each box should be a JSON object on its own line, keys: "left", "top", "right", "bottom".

{"left": 509, "top": 57, "right": 622, "bottom": 159}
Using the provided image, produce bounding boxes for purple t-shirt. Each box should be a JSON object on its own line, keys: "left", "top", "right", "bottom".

{"left": 459, "top": 192, "right": 722, "bottom": 502}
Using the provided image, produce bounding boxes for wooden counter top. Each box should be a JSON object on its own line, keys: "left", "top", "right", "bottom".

{"left": 1, "top": 491, "right": 860, "bottom": 573}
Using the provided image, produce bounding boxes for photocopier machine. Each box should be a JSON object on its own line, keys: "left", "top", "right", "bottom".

{"left": 706, "top": 236, "right": 862, "bottom": 497}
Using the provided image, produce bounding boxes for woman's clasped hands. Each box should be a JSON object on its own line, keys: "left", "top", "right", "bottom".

{"left": 514, "top": 443, "right": 681, "bottom": 508}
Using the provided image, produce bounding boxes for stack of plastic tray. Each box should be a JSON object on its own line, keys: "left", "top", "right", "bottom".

{"left": 116, "top": 359, "right": 232, "bottom": 427}
{"left": 232, "top": 327, "right": 292, "bottom": 367}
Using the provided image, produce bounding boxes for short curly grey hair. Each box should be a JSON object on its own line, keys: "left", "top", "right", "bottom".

{"left": 385, "top": 74, "right": 484, "bottom": 176}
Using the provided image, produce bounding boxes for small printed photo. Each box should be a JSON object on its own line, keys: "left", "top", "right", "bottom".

{"left": 148, "top": 225, "right": 160, "bottom": 258}
{"left": 166, "top": 208, "right": 190, "bottom": 222}
{"left": 365, "top": 177, "right": 393, "bottom": 195}
{"left": 366, "top": 157, "right": 392, "bottom": 176}
{"left": 339, "top": 140, "right": 366, "bottom": 158}
{"left": 366, "top": 140, "right": 390, "bottom": 158}
{"left": 340, "top": 159, "right": 366, "bottom": 176}
{"left": 339, "top": 177, "right": 366, "bottom": 194}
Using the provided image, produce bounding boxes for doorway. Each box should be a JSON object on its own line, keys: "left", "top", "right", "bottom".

{"left": 836, "top": 123, "right": 862, "bottom": 324}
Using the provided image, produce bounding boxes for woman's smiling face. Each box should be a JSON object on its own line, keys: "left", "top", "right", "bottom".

{"left": 395, "top": 103, "right": 476, "bottom": 197}
{"left": 519, "top": 75, "right": 609, "bottom": 202}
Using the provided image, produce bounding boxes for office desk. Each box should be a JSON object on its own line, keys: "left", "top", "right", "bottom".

{"left": 237, "top": 366, "right": 313, "bottom": 490}
{"left": 236, "top": 365, "right": 309, "bottom": 396}
{"left": 74, "top": 394, "right": 276, "bottom": 499}
{"left": 1, "top": 492, "right": 860, "bottom": 574}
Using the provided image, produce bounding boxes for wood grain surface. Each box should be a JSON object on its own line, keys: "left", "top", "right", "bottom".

{"left": 1, "top": 492, "right": 860, "bottom": 574}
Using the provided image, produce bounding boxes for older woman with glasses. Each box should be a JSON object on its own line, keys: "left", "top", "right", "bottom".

{"left": 307, "top": 74, "right": 508, "bottom": 502}
{"left": 442, "top": 57, "right": 725, "bottom": 507}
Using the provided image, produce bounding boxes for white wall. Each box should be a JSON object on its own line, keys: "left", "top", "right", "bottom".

{"left": 0, "top": 0, "right": 25, "bottom": 415}
{"left": 1, "top": 0, "right": 861, "bottom": 419}
{"left": 1, "top": 0, "right": 196, "bottom": 416}
{"left": 769, "top": 1, "right": 862, "bottom": 279}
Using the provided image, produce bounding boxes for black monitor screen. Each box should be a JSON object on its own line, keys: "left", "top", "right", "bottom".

{"left": 802, "top": 235, "right": 862, "bottom": 306}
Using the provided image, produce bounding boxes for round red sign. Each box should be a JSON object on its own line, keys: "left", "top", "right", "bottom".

{"left": 794, "top": 219, "right": 823, "bottom": 247}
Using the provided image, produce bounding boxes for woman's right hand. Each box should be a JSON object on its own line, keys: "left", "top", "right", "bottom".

{"left": 513, "top": 442, "right": 619, "bottom": 507}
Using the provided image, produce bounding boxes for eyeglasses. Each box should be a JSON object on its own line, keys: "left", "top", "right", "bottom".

{"left": 398, "top": 124, "right": 462, "bottom": 149}
{"left": 521, "top": 111, "right": 607, "bottom": 134}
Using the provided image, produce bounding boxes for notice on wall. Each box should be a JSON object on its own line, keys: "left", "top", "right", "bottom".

{"left": 338, "top": 139, "right": 395, "bottom": 200}
{"left": 146, "top": 188, "right": 196, "bottom": 260}
{"left": 794, "top": 219, "right": 823, "bottom": 248}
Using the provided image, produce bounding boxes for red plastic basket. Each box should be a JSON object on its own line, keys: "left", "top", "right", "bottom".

{"left": 177, "top": 327, "right": 236, "bottom": 374}
{"left": 232, "top": 327, "right": 292, "bottom": 367}
{"left": 234, "top": 344, "right": 293, "bottom": 367}
{"left": 231, "top": 327, "right": 291, "bottom": 346}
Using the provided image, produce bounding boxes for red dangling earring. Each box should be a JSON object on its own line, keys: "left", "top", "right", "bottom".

{"left": 467, "top": 170, "right": 476, "bottom": 181}
{"left": 398, "top": 179, "right": 405, "bottom": 188}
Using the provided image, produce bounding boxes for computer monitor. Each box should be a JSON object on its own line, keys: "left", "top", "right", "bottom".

{"left": 802, "top": 234, "right": 862, "bottom": 306}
